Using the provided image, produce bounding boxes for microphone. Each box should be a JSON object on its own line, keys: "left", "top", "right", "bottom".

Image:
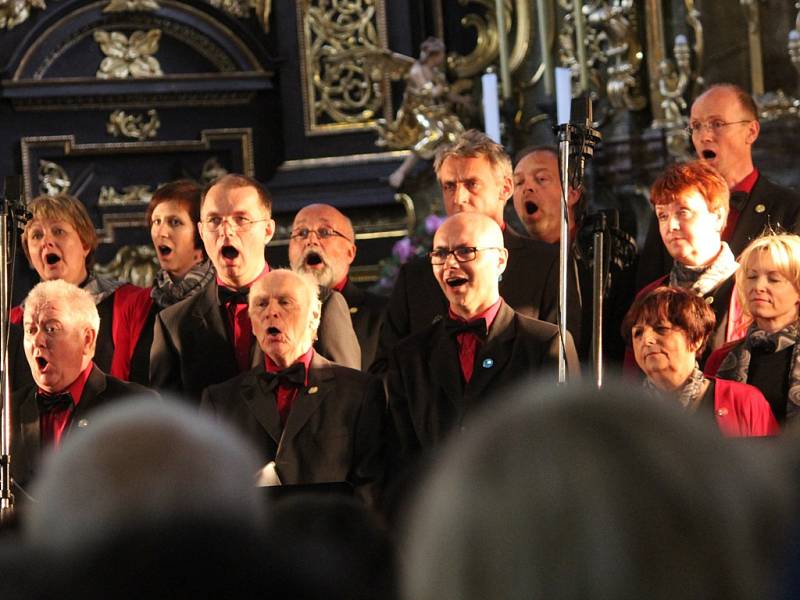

{"left": 567, "top": 96, "right": 600, "bottom": 191}
{"left": 3, "top": 176, "right": 31, "bottom": 230}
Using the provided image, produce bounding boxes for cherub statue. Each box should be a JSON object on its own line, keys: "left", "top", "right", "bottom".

{"left": 363, "top": 38, "right": 469, "bottom": 188}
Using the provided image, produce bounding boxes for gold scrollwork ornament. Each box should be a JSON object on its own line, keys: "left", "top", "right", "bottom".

{"left": 107, "top": 109, "right": 161, "bottom": 141}
{"left": 0, "top": 0, "right": 46, "bottom": 30}
{"left": 94, "top": 29, "right": 164, "bottom": 79}
{"left": 38, "top": 160, "right": 71, "bottom": 196}
{"left": 102, "top": 0, "right": 160, "bottom": 12}
{"left": 302, "top": 0, "right": 389, "bottom": 131}
{"left": 98, "top": 185, "right": 153, "bottom": 206}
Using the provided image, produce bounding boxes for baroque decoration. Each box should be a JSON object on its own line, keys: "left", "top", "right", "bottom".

{"left": 558, "top": 0, "right": 646, "bottom": 111}
{"left": 94, "top": 29, "right": 164, "bottom": 79}
{"left": 38, "top": 160, "right": 71, "bottom": 196}
{"left": 96, "top": 245, "right": 158, "bottom": 288}
{"left": 103, "top": 0, "right": 160, "bottom": 12}
{"left": 0, "top": 0, "right": 45, "bottom": 30}
{"left": 298, "top": 0, "right": 391, "bottom": 134}
{"left": 106, "top": 109, "right": 161, "bottom": 141}
{"left": 98, "top": 185, "right": 153, "bottom": 206}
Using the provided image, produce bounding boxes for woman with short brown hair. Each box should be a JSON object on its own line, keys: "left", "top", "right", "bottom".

{"left": 624, "top": 286, "right": 777, "bottom": 436}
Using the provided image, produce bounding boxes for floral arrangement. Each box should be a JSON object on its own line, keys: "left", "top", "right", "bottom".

{"left": 371, "top": 212, "right": 445, "bottom": 296}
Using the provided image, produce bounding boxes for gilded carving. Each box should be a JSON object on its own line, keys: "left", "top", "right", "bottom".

{"left": 0, "top": 0, "right": 45, "bottom": 30}
{"left": 98, "top": 185, "right": 153, "bottom": 206}
{"left": 107, "top": 109, "right": 161, "bottom": 141}
{"left": 558, "top": 0, "right": 645, "bottom": 110}
{"left": 96, "top": 245, "right": 158, "bottom": 287}
{"left": 655, "top": 36, "right": 692, "bottom": 159}
{"left": 298, "top": 0, "right": 391, "bottom": 134}
{"left": 448, "top": 0, "right": 510, "bottom": 78}
{"left": 38, "top": 160, "right": 71, "bottom": 196}
{"left": 741, "top": 0, "right": 764, "bottom": 97}
{"left": 103, "top": 0, "right": 160, "bottom": 12}
{"left": 94, "top": 30, "right": 164, "bottom": 79}
{"left": 201, "top": 157, "right": 228, "bottom": 183}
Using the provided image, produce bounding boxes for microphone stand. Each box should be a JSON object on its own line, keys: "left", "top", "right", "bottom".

{"left": 555, "top": 97, "right": 601, "bottom": 384}
{"left": 1, "top": 176, "right": 29, "bottom": 521}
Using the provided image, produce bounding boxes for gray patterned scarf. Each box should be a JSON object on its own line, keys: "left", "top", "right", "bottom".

{"left": 669, "top": 242, "right": 739, "bottom": 297}
{"left": 643, "top": 364, "right": 708, "bottom": 411}
{"left": 716, "top": 321, "right": 800, "bottom": 419}
{"left": 82, "top": 274, "right": 127, "bottom": 305}
{"left": 151, "top": 259, "right": 215, "bottom": 308}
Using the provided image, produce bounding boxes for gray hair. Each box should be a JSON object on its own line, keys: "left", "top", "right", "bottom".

{"left": 26, "top": 398, "right": 266, "bottom": 550}
{"left": 434, "top": 129, "right": 513, "bottom": 182}
{"left": 24, "top": 279, "right": 100, "bottom": 334}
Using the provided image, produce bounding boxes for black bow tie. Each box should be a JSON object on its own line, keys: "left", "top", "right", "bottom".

{"left": 444, "top": 317, "right": 488, "bottom": 339}
{"left": 261, "top": 362, "right": 307, "bottom": 389}
{"left": 218, "top": 285, "right": 249, "bottom": 306}
{"left": 730, "top": 191, "right": 749, "bottom": 212}
{"left": 36, "top": 391, "right": 74, "bottom": 414}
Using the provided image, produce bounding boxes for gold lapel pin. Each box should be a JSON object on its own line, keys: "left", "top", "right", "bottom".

{"left": 349, "top": 307, "right": 359, "bottom": 314}
{"left": 755, "top": 204, "right": 766, "bottom": 213}
{"left": 78, "top": 419, "right": 89, "bottom": 428}
{"left": 308, "top": 386, "right": 319, "bottom": 395}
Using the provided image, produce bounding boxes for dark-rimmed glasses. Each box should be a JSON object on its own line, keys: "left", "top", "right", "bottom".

{"left": 428, "top": 246, "right": 502, "bottom": 265}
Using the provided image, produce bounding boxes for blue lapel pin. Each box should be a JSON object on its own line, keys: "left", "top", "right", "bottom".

{"left": 482, "top": 358, "right": 494, "bottom": 369}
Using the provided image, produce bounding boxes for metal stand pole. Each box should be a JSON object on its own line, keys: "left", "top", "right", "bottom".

{"left": 592, "top": 227, "right": 604, "bottom": 388}
{"left": 556, "top": 131, "right": 572, "bottom": 384}
{"left": 1, "top": 192, "right": 14, "bottom": 520}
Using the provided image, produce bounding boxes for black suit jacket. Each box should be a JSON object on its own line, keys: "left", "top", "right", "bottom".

{"left": 386, "top": 301, "right": 579, "bottom": 474}
{"left": 636, "top": 174, "right": 800, "bottom": 289}
{"left": 149, "top": 279, "right": 360, "bottom": 402}
{"left": 200, "top": 353, "right": 386, "bottom": 508}
{"left": 372, "top": 227, "right": 559, "bottom": 374}
{"left": 10, "top": 364, "right": 158, "bottom": 490}
{"left": 340, "top": 279, "right": 388, "bottom": 371}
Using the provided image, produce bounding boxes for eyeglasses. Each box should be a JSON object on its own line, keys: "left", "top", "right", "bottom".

{"left": 428, "top": 246, "right": 502, "bottom": 265}
{"left": 203, "top": 215, "right": 269, "bottom": 233}
{"left": 290, "top": 227, "right": 352, "bottom": 242}
{"left": 685, "top": 119, "right": 752, "bottom": 136}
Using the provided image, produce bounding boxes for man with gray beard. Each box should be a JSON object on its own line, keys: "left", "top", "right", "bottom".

{"left": 289, "top": 203, "right": 387, "bottom": 370}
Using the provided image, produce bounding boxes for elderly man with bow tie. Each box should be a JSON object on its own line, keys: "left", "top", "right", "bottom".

{"left": 201, "top": 269, "right": 385, "bottom": 508}
{"left": 12, "top": 279, "right": 157, "bottom": 491}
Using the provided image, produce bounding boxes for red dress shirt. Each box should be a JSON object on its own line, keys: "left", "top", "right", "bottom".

{"left": 265, "top": 347, "right": 314, "bottom": 428}
{"left": 218, "top": 264, "right": 270, "bottom": 373}
{"left": 38, "top": 362, "right": 93, "bottom": 448}
{"left": 448, "top": 299, "right": 503, "bottom": 383}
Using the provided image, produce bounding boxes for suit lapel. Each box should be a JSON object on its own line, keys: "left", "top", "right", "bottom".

{"left": 194, "top": 280, "right": 240, "bottom": 375}
{"left": 429, "top": 320, "right": 465, "bottom": 416}
{"left": 465, "top": 303, "right": 516, "bottom": 406}
{"left": 67, "top": 364, "right": 106, "bottom": 435}
{"left": 730, "top": 177, "right": 772, "bottom": 254}
{"left": 278, "top": 354, "right": 331, "bottom": 450}
{"left": 18, "top": 389, "right": 41, "bottom": 476}
{"left": 242, "top": 364, "right": 282, "bottom": 444}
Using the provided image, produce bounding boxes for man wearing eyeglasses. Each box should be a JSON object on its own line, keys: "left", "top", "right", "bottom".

{"left": 373, "top": 129, "right": 560, "bottom": 375}
{"left": 386, "top": 212, "right": 578, "bottom": 482}
{"left": 150, "top": 174, "right": 360, "bottom": 401}
{"left": 637, "top": 83, "right": 800, "bottom": 288}
{"left": 288, "top": 203, "right": 387, "bottom": 370}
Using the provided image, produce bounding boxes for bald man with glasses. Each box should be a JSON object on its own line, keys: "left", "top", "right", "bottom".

{"left": 386, "top": 212, "right": 578, "bottom": 481}
{"left": 289, "top": 203, "right": 388, "bottom": 370}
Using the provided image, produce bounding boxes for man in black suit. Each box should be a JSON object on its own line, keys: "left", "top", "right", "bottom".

{"left": 372, "top": 129, "right": 559, "bottom": 374}
{"left": 12, "top": 279, "right": 156, "bottom": 490}
{"left": 637, "top": 83, "right": 800, "bottom": 288}
{"left": 289, "top": 203, "right": 387, "bottom": 370}
{"left": 150, "top": 174, "right": 360, "bottom": 402}
{"left": 387, "top": 213, "right": 579, "bottom": 478}
{"left": 201, "top": 269, "right": 385, "bottom": 508}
